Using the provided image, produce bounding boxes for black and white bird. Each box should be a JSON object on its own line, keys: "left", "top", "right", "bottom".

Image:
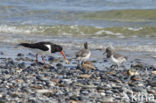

{"left": 104, "top": 47, "right": 127, "bottom": 69}
{"left": 19, "top": 41, "right": 69, "bottom": 64}
{"left": 76, "top": 42, "right": 91, "bottom": 67}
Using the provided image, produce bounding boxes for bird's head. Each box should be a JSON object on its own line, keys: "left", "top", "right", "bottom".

{"left": 103, "top": 47, "right": 112, "bottom": 58}
{"left": 84, "top": 42, "right": 88, "bottom": 49}
{"left": 55, "top": 45, "right": 63, "bottom": 52}
{"left": 56, "top": 45, "right": 69, "bottom": 64}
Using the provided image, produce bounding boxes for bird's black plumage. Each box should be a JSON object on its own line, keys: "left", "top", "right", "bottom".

{"left": 19, "top": 42, "right": 63, "bottom": 53}
{"left": 19, "top": 41, "right": 69, "bottom": 64}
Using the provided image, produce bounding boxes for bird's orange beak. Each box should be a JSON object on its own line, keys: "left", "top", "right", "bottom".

{"left": 60, "top": 51, "right": 69, "bottom": 64}
{"left": 60, "top": 50, "right": 67, "bottom": 59}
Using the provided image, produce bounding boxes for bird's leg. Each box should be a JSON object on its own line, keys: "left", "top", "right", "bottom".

{"left": 41, "top": 56, "right": 46, "bottom": 65}
{"left": 121, "top": 63, "right": 126, "bottom": 69}
{"left": 41, "top": 56, "right": 49, "bottom": 68}
{"left": 35, "top": 54, "right": 39, "bottom": 63}
{"left": 80, "top": 61, "right": 85, "bottom": 69}
{"left": 77, "top": 60, "right": 82, "bottom": 69}
{"left": 110, "top": 64, "right": 116, "bottom": 69}
{"left": 81, "top": 61, "right": 84, "bottom": 65}
{"left": 78, "top": 60, "right": 80, "bottom": 66}
{"left": 77, "top": 60, "right": 80, "bottom": 67}
{"left": 116, "top": 64, "right": 119, "bottom": 70}
{"left": 60, "top": 51, "right": 69, "bottom": 64}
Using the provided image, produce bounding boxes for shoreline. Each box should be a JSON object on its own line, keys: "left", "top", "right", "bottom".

{"left": 0, "top": 50, "right": 155, "bottom": 102}
{"left": 0, "top": 33, "right": 155, "bottom": 102}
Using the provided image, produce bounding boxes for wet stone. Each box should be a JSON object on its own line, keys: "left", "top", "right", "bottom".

{"left": 130, "top": 75, "right": 141, "bottom": 81}
{"left": 24, "top": 57, "right": 33, "bottom": 62}
{"left": 28, "top": 98, "right": 36, "bottom": 103}
{"left": 0, "top": 51, "right": 4, "bottom": 55}
{"left": 6, "top": 60, "right": 16, "bottom": 68}
{"left": 148, "top": 77, "right": 156, "bottom": 87}
{"left": 48, "top": 56, "right": 55, "bottom": 62}
{"left": 18, "top": 62, "right": 26, "bottom": 69}
{"left": 77, "top": 80, "right": 89, "bottom": 85}
{"left": 28, "top": 53, "right": 35, "bottom": 57}
{"left": 80, "top": 89, "right": 89, "bottom": 95}
{"left": 36, "top": 75, "right": 49, "bottom": 81}
{"left": 30, "top": 63, "right": 37, "bottom": 66}
{"left": 105, "top": 90, "right": 113, "bottom": 95}
{"left": 102, "top": 96, "right": 114, "bottom": 102}
{"left": 49, "top": 67, "right": 57, "bottom": 73}
{"left": 45, "top": 81, "right": 56, "bottom": 87}
{"left": 17, "top": 53, "right": 24, "bottom": 57}
{"left": 131, "top": 87, "right": 143, "bottom": 92}
{"left": 69, "top": 95, "right": 81, "bottom": 101}
{"left": 56, "top": 63, "right": 63, "bottom": 67}
{"left": 2, "top": 70, "right": 9, "bottom": 75}
{"left": 104, "top": 59, "right": 108, "bottom": 62}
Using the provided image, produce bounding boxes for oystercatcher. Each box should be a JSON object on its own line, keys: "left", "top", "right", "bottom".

{"left": 76, "top": 42, "right": 91, "bottom": 67}
{"left": 19, "top": 41, "right": 69, "bottom": 64}
{"left": 104, "top": 47, "right": 127, "bottom": 69}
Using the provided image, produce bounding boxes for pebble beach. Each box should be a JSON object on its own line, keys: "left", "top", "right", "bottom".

{"left": 0, "top": 43, "right": 156, "bottom": 103}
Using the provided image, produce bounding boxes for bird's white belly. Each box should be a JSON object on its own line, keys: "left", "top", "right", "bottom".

{"left": 77, "top": 51, "right": 91, "bottom": 61}
{"left": 111, "top": 55, "right": 126, "bottom": 64}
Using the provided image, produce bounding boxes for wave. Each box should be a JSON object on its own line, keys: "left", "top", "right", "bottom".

{"left": 80, "top": 9, "right": 156, "bottom": 22}
{"left": 0, "top": 24, "right": 156, "bottom": 38}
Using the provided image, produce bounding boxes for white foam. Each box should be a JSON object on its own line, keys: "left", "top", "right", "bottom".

{"left": 127, "top": 27, "right": 143, "bottom": 31}
{"left": 96, "top": 30, "right": 122, "bottom": 36}
{"left": 121, "top": 45, "right": 156, "bottom": 52}
{"left": 0, "top": 24, "right": 44, "bottom": 34}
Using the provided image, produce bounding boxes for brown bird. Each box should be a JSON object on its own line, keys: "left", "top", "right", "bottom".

{"left": 104, "top": 47, "right": 127, "bottom": 69}
{"left": 76, "top": 42, "right": 91, "bottom": 67}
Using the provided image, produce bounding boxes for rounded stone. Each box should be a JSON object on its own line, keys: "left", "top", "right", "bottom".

{"left": 17, "top": 53, "right": 24, "bottom": 57}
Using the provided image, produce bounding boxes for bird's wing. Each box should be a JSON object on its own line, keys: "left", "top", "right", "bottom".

{"left": 35, "top": 42, "right": 54, "bottom": 45}
{"left": 30, "top": 42, "right": 50, "bottom": 51}
{"left": 19, "top": 41, "right": 55, "bottom": 51}
{"left": 113, "top": 53, "right": 122, "bottom": 59}
{"left": 76, "top": 49, "right": 89, "bottom": 57}
{"left": 113, "top": 52, "right": 127, "bottom": 60}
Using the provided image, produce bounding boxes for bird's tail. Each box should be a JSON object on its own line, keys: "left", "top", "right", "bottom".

{"left": 18, "top": 43, "right": 34, "bottom": 48}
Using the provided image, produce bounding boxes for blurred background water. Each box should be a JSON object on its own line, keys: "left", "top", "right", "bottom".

{"left": 0, "top": 0, "right": 156, "bottom": 37}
